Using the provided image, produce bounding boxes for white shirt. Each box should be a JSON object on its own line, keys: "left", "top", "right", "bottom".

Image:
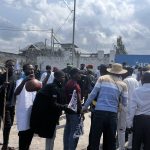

{"left": 16, "top": 78, "right": 36, "bottom": 131}
{"left": 127, "top": 83, "right": 150, "bottom": 128}
{"left": 40, "top": 71, "right": 54, "bottom": 84}
{"left": 123, "top": 76, "right": 139, "bottom": 103}
{"left": 123, "top": 76, "right": 139, "bottom": 128}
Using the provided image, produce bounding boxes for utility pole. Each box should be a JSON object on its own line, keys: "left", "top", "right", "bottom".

{"left": 45, "top": 38, "right": 47, "bottom": 50}
{"left": 72, "top": 0, "right": 76, "bottom": 65}
{"left": 51, "top": 28, "right": 53, "bottom": 52}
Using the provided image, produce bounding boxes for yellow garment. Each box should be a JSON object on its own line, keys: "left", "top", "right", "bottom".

{"left": 92, "top": 100, "right": 97, "bottom": 106}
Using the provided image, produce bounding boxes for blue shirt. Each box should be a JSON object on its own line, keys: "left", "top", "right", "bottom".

{"left": 84, "top": 75, "right": 128, "bottom": 113}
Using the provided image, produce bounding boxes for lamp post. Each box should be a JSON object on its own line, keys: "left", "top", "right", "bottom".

{"left": 72, "top": 0, "right": 76, "bottom": 65}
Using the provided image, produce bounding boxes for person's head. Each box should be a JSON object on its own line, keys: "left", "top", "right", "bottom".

{"left": 141, "top": 71, "right": 150, "bottom": 84}
{"left": 100, "top": 64, "right": 107, "bottom": 76}
{"left": 80, "top": 64, "right": 85, "bottom": 70}
{"left": 107, "top": 63, "right": 127, "bottom": 77}
{"left": 66, "top": 63, "right": 72, "bottom": 70}
{"left": 34, "top": 65, "right": 38, "bottom": 70}
{"left": 5, "top": 59, "right": 15, "bottom": 75}
{"left": 23, "top": 64, "right": 34, "bottom": 76}
{"left": 54, "top": 71, "right": 65, "bottom": 84}
{"left": 70, "top": 68, "right": 81, "bottom": 81}
{"left": 86, "top": 64, "right": 93, "bottom": 74}
{"left": 125, "top": 66, "right": 134, "bottom": 76}
{"left": 142, "top": 65, "right": 150, "bottom": 74}
{"left": 46, "top": 65, "right": 51, "bottom": 73}
{"left": 53, "top": 67, "right": 59, "bottom": 72}
{"left": 122, "top": 62, "right": 127, "bottom": 68}
{"left": 97, "top": 65, "right": 101, "bottom": 70}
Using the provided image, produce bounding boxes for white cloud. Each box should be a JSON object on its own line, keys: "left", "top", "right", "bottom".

{"left": 0, "top": 0, "right": 150, "bottom": 54}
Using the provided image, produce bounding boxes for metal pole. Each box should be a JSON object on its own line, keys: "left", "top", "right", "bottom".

{"left": 45, "top": 38, "right": 47, "bottom": 50}
{"left": 2, "top": 68, "right": 8, "bottom": 130}
{"left": 72, "top": 0, "right": 76, "bottom": 65}
{"left": 51, "top": 29, "right": 53, "bottom": 51}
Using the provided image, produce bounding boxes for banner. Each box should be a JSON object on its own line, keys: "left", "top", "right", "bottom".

{"left": 68, "top": 90, "right": 77, "bottom": 112}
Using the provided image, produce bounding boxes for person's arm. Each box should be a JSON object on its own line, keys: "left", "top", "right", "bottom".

{"left": 120, "top": 83, "right": 128, "bottom": 107}
{"left": 83, "top": 80, "right": 101, "bottom": 110}
{"left": 14, "top": 75, "right": 33, "bottom": 96}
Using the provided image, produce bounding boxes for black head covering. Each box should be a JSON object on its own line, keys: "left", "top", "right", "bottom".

{"left": 54, "top": 71, "right": 65, "bottom": 79}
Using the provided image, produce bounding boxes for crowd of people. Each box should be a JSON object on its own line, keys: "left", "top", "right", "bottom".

{"left": 0, "top": 59, "right": 150, "bottom": 150}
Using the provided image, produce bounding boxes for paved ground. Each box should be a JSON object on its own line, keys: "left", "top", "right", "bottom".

{"left": 0, "top": 113, "right": 93, "bottom": 150}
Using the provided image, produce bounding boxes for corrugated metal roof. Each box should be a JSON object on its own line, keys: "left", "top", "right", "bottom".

{"left": 115, "top": 55, "right": 150, "bottom": 66}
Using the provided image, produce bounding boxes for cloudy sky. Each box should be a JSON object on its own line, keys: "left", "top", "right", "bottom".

{"left": 0, "top": 0, "right": 150, "bottom": 54}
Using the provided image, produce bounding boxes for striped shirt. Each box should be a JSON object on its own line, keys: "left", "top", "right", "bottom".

{"left": 84, "top": 75, "right": 128, "bottom": 113}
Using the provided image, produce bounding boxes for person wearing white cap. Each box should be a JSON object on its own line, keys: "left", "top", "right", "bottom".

{"left": 82, "top": 63, "right": 128, "bottom": 150}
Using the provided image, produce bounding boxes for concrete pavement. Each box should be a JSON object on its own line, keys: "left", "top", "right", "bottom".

{"left": 0, "top": 113, "right": 92, "bottom": 150}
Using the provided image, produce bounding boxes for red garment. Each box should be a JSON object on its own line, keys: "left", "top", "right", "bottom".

{"left": 65, "top": 79, "right": 81, "bottom": 113}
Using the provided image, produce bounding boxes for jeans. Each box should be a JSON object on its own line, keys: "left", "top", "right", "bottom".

{"left": 63, "top": 114, "right": 80, "bottom": 150}
{"left": 90, "top": 110, "right": 117, "bottom": 150}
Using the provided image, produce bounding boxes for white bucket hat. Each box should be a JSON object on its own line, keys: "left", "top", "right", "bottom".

{"left": 107, "top": 63, "right": 127, "bottom": 74}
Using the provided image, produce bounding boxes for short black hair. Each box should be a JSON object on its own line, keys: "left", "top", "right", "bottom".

{"left": 46, "top": 65, "right": 51, "bottom": 70}
{"left": 23, "top": 64, "right": 31, "bottom": 71}
{"left": 70, "top": 68, "right": 80, "bottom": 77}
{"left": 5, "top": 59, "right": 15, "bottom": 65}
{"left": 142, "top": 71, "right": 150, "bottom": 84}
{"left": 100, "top": 64, "right": 107, "bottom": 75}
{"left": 125, "top": 67, "right": 134, "bottom": 76}
{"left": 54, "top": 71, "right": 65, "bottom": 78}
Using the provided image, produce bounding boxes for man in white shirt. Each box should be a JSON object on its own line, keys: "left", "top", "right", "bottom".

{"left": 127, "top": 71, "right": 150, "bottom": 150}
{"left": 14, "top": 64, "right": 37, "bottom": 150}
{"left": 40, "top": 65, "right": 54, "bottom": 86}
{"left": 117, "top": 67, "right": 139, "bottom": 150}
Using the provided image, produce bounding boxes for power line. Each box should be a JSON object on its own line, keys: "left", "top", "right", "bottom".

{"left": 0, "top": 28, "right": 52, "bottom": 32}
{"left": 55, "top": 11, "right": 73, "bottom": 34}
{"left": 62, "top": 0, "right": 72, "bottom": 12}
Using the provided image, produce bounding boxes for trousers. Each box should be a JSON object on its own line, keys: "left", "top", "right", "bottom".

{"left": 132, "top": 115, "right": 150, "bottom": 150}
{"left": 18, "top": 129, "right": 34, "bottom": 150}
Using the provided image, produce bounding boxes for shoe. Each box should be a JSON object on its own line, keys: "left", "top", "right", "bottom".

{"left": 1, "top": 145, "right": 7, "bottom": 150}
{"left": 1, "top": 145, "right": 15, "bottom": 150}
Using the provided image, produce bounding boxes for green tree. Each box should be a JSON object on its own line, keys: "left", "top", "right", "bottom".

{"left": 115, "top": 36, "right": 127, "bottom": 55}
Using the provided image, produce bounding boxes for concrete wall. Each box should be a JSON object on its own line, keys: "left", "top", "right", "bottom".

{"left": 0, "top": 50, "right": 116, "bottom": 71}
{"left": 0, "top": 52, "right": 25, "bottom": 67}
{"left": 37, "top": 50, "right": 116, "bottom": 71}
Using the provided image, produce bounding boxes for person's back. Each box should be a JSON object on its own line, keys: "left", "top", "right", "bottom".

{"left": 63, "top": 68, "right": 82, "bottom": 150}
{"left": 132, "top": 85, "right": 150, "bottom": 115}
{"left": 85, "top": 74, "right": 127, "bottom": 113}
{"left": 127, "top": 71, "right": 150, "bottom": 150}
{"left": 31, "top": 76, "right": 66, "bottom": 138}
{"left": 83, "top": 63, "right": 128, "bottom": 150}
{"left": 118, "top": 67, "right": 139, "bottom": 150}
